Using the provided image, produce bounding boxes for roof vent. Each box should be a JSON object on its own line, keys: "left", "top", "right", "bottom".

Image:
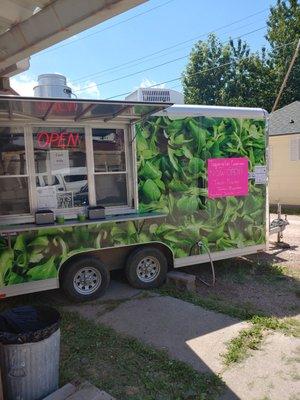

{"left": 125, "top": 88, "right": 184, "bottom": 104}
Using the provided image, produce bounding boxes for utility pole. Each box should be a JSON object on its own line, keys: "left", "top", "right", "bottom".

{"left": 272, "top": 38, "right": 300, "bottom": 112}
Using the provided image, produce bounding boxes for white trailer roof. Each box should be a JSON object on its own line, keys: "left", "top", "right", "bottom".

{"left": 0, "top": 0, "right": 147, "bottom": 76}
{"left": 157, "top": 104, "right": 268, "bottom": 119}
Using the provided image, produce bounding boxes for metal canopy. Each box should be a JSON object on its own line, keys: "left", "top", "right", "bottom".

{"left": 0, "top": 0, "right": 147, "bottom": 76}
{"left": 0, "top": 95, "right": 172, "bottom": 123}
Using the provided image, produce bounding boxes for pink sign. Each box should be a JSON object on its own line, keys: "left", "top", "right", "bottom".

{"left": 208, "top": 157, "right": 248, "bottom": 198}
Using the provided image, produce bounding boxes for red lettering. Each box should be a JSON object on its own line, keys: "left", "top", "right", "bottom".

{"left": 37, "top": 131, "right": 50, "bottom": 148}
{"left": 68, "top": 133, "right": 79, "bottom": 147}
{"left": 50, "top": 132, "right": 60, "bottom": 147}
{"left": 37, "top": 131, "right": 80, "bottom": 149}
{"left": 58, "top": 133, "right": 67, "bottom": 149}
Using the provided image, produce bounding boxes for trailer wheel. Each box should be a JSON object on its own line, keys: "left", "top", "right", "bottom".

{"left": 125, "top": 247, "right": 168, "bottom": 289}
{"left": 61, "top": 256, "right": 110, "bottom": 302}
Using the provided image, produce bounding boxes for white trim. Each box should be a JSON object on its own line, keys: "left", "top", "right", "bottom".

{"left": 131, "top": 124, "right": 139, "bottom": 211}
{"left": 264, "top": 110, "right": 270, "bottom": 250}
{"left": 0, "top": 278, "right": 59, "bottom": 298}
{"left": 155, "top": 104, "right": 267, "bottom": 120}
{"left": 25, "top": 124, "right": 37, "bottom": 213}
{"left": 85, "top": 125, "right": 96, "bottom": 206}
{"left": 94, "top": 171, "right": 127, "bottom": 175}
{"left": 91, "top": 126, "right": 134, "bottom": 210}
{"left": 174, "top": 244, "right": 266, "bottom": 268}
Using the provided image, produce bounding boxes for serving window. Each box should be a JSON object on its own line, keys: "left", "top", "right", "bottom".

{"left": 0, "top": 127, "right": 30, "bottom": 215}
{"left": 33, "top": 127, "right": 88, "bottom": 210}
{"left": 0, "top": 123, "right": 135, "bottom": 221}
{"left": 92, "top": 128, "right": 129, "bottom": 207}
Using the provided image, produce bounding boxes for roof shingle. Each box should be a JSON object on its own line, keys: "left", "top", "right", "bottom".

{"left": 269, "top": 101, "right": 300, "bottom": 136}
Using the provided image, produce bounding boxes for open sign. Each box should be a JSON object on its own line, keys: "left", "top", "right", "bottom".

{"left": 37, "top": 131, "right": 80, "bottom": 149}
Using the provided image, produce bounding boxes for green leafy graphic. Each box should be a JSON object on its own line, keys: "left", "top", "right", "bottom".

{"left": 136, "top": 116, "right": 266, "bottom": 257}
{"left": 0, "top": 116, "right": 266, "bottom": 286}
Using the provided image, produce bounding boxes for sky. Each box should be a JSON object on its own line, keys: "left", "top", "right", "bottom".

{"left": 11, "top": 0, "right": 277, "bottom": 100}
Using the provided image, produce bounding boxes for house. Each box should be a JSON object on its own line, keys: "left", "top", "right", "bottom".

{"left": 268, "top": 101, "right": 300, "bottom": 208}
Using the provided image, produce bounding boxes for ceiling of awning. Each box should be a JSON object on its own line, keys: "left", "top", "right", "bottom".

{"left": 0, "top": 95, "right": 172, "bottom": 123}
{"left": 0, "top": 0, "right": 147, "bottom": 76}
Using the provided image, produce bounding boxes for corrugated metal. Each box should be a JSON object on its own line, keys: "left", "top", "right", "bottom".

{"left": 0, "top": 329, "right": 60, "bottom": 400}
{"left": 0, "top": 0, "right": 52, "bottom": 35}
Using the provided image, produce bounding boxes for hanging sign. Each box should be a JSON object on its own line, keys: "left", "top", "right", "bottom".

{"left": 208, "top": 157, "right": 248, "bottom": 198}
{"left": 49, "top": 150, "right": 70, "bottom": 172}
{"left": 37, "top": 131, "right": 80, "bottom": 149}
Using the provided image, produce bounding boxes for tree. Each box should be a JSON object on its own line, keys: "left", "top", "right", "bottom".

{"left": 182, "top": 34, "right": 231, "bottom": 105}
{"left": 266, "top": 0, "right": 300, "bottom": 108}
{"left": 182, "top": 0, "right": 300, "bottom": 110}
{"left": 182, "top": 35, "right": 273, "bottom": 110}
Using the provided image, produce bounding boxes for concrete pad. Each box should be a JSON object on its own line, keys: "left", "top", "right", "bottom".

{"left": 64, "top": 280, "right": 155, "bottom": 317}
{"left": 221, "top": 332, "right": 300, "bottom": 400}
{"left": 99, "top": 280, "right": 143, "bottom": 301}
{"left": 72, "top": 292, "right": 247, "bottom": 374}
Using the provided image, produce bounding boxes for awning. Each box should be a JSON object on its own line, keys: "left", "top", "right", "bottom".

{"left": 0, "top": 0, "right": 147, "bottom": 75}
{"left": 0, "top": 95, "right": 172, "bottom": 123}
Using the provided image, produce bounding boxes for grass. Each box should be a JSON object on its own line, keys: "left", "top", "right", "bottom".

{"left": 60, "top": 310, "right": 224, "bottom": 400}
{"left": 217, "top": 258, "right": 290, "bottom": 285}
{"left": 156, "top": 284, "right": 260, "bottom": 320}
{"left": 156, "top": 284, "right": 300, "bottom": 366}
{"left": 222, "top": 325, "right": 264, "bottom": 365}
{"left": 222, "top": 316, "right": 300, "bottom": 366}
{"left": 0, "top": 294, "right": 224, "bottom": 399}
{"left": 269, "top": 204, "right": 300, "bottom": 216}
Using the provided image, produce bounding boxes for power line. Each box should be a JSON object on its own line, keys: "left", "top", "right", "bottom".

{"left": 72, "top": 16, "right": 267, "bottom": 84}
{"left": 74, "top": 26, "right": 267, "bottom": 93}
{"left": 34, "top": 0, "right": 176, "bottom": 56}
{"left": 71, "top": 8, "right": 269, "bottom": 83}
{"left": 104, "top": 39, "right": 298, "bottom": 100}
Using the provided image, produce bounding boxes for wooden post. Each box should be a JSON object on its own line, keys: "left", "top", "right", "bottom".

{"left": 272, "top": 38, "right": 300, "bottom": 112}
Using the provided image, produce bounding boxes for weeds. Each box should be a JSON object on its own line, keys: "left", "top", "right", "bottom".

{"left": 60, "top": 310, "right": 224, "bottom": 400}
{"left": 157, "top": 284, "right": 300, "bottom": 366}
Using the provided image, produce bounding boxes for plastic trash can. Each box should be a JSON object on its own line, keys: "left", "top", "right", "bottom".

{"left": 0, "top": 306, "right": 61, "bottom": 400}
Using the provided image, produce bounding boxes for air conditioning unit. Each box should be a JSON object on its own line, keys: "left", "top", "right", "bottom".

{"left": 126, "top": 88, "right": 184, "bottom": 104}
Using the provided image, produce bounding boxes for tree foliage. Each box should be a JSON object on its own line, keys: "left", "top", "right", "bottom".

{"left": 182, "top": 0, "right": 300, "bottom": 111}
{"left": 266, "top": 0, "right": 300, "bottom": 108}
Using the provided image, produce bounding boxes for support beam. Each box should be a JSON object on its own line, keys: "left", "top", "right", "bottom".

{"left": 104, "top": 105, "right": 132, "bottom": 121}
{"left": 141, "top": 106, "right": 166, "bottom": 121}
{"left": 0, "top": 0, "right": 147, "bottom": 73}
{"left": 74, "top": 103, "right": 95, "bottom": 121}
{"left": 42, "top": 102, "right": 55, "bottom": 120}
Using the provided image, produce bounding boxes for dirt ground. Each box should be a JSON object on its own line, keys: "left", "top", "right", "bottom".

{"left": 183, "top": 214, "right": 300, "bottom": 318}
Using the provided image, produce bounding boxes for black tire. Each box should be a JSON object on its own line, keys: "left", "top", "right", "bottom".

{"left": 125, "top": 247, "right": 168, "bottom": 289}
{"left": 61, "top": 256, "right": 110, "bottom": 302}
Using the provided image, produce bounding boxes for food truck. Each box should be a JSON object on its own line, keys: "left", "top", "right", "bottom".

{"left": 0, "top": 95, "right": 268, "bottom": 301}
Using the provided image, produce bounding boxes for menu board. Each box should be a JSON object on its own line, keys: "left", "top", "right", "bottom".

{"left": 208, "top": 157, "right": 248, "bottom": 198}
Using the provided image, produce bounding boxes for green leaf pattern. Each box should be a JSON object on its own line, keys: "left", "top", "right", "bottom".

{"left": 0, "top": 116, "right": 266, "bottom": 286}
